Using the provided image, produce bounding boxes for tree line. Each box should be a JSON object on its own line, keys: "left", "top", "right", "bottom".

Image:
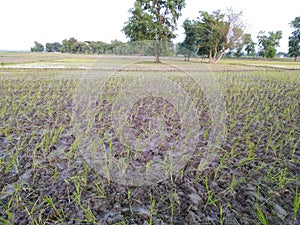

{"left": 31, "top": 0, "right": 300, "bottom": 63}
{"left": 31, "top": 38, "right": 125, "bottom": 55}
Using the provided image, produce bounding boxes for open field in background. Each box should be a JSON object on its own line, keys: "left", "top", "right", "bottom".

{"left": 0, "top": 52, "right": 109, "bottom": 64}
{"left": 219, "top": 59, "right": 300, "bottom": 70}
{"left": 1, "top": 52, "right": 300, "bottom": 69}
{"left": 0, "top": 53, "right": 299, "bottom": 224}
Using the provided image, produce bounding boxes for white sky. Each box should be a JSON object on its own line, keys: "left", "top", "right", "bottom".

{"left": 0, "top": 0, "right": 299, "bottom": 52}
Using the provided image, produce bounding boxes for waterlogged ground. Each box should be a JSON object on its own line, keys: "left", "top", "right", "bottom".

{"left": 0, "top": 54, "right": 300, "bottom": 224}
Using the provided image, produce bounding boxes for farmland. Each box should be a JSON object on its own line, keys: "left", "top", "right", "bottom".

{"left": 0, "top": 52, "right": 300, "bottom": 224}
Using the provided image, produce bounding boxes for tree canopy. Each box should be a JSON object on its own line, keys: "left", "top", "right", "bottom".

{"left": 288, "top": 16, "right": 300, "bottom": 61}
{"left": 243, "top": 34, "right": 256, "bottom": 57}
{"left": 257, "top": 31, "right": 282, "bottom": 58}
{"left": 181, "top": 10, "right": 245, "bottom": 63}
{"left": 46, "top": 42, "right": 62, "bottom": 52}
{"left": 177, "top": 19, "right": 198, "bottom": 60}
{"left": 31, "top": 41, "right": 44, "bottom": 52}
{"left": 123, "top": 0, "right": 185, "bottom": 62}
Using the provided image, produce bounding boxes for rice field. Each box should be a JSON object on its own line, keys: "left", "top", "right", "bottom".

{"left": 0, "top": 53, "right": 299, "bottom": 224}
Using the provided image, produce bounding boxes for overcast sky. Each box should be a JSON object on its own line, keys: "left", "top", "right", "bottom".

{"left": 0, "top": 0, "right": 299, "bottom": 52}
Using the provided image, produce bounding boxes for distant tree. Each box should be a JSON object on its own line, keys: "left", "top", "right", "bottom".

{"left": 243, "top": 33, "right": 256, "bottom": 57}
{"left": 289, "top": 37, "right": 300, "bottom": 61}
{"left": 61, "top": 37, "right": 79, "bottom": 53}
{"left": 266, "top": 46, "right": 276, "bottom": 58}
{"left": 108, "top": 40, "right": 124, "bottom": 54}
{"left": 31, "top": 41, "right": 44, "bottom": 52}
{"left": 178, "top": 19, "right": 198, "bottom": 60}
{"left": 192, "top": 9, "right": 245, "bottom": 63}
{"left": 288, "top": 16, "right": 300, "bottom": 61}
{"left": 234, "top": 47, "right": 243, "bottom": 58}
{"left": 194, "top": 10, "right": 226, "bottom": 63}
{"left": 176, "top": 43, "right": 193, "bottom": 61}
{"left": 77, "top": 42, "right": 91, "bottom": 54}
{"left": 257, "top": 31, "right": 282, "bottom": 58}
{"left": 46, "top": 42, "right": 62, "bottom": 52}
{"left": 86, "top": 41, "right": 107, "bottom": 54}
{"left": 123, "top": 0, "right": 186, "bottom": 62}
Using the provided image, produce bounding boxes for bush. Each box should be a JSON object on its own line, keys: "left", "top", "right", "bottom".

{"left": 266, "top": 46, "right": 276, "bottom": 58}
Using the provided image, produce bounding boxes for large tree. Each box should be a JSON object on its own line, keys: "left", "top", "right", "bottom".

{"left": 123, "top": 0, "right": 185, "bottom": 62}
{"left": 192, "top": 10, "right": 245, "bottom": 63}
{"left": 288, "top": 16, "right": 300, "bottom": 61}
{"left": 257, "top": 31, "right": 282, "bottom": 58}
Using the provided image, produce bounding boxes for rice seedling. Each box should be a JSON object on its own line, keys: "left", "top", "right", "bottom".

{"left": 255, "top": 203, "right": 268, "bottom": 225}
{"left": 293, "top": 186, "right": 300, "bottom": 221}
{"left": 43, "top": 196, "right": 65, "bottom": 223}
{"left": 205, "top": 174, "right": 220, "bottom": 207}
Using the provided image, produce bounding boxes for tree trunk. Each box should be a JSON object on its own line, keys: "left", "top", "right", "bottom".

{"left": 213, "top": 44, "right": 218, "bottom": 62}
{"left": 209, "top": 48, "right": 213, "bottom": 63}
{"left": 154, "top": 40, "right": 160, "bottom": 63}
{"left": 155, "top": 54, "right": 160, "bottom": 63}
{"left": 295, "top": 55, "right": 298, "bottom": 62}
{"left": 214, "top": 51, "right": 226, "bottom": 64}
{"left": 215, "top": 52, "right": 225, "bottom": 63}
{"left": 154, "top": 1, "right": 162, "bottom": 63}
{"left": 214, "top": 48, "right": 228, "bottom": 64}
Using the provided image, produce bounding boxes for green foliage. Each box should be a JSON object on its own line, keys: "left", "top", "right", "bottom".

{"left": 289, "top": 36, "right": 300, "bottom": 60}
{"left": 288, "top": 16, "right": 300, "bottom": 61}
{"left": 257, "top": 31, "right": 282, "bottom": 58}
{"left": 177, "top": 19, "right": 198, "bottom": 60}
{"left": 46, "top": 42, "right": 62, "bottom": 52}
{"left": 122, "top": 0, "right": 185, "bottom": 62}
{"left": 122, "top": 1, "right": 156, "bottom": 42}
{"left": 50, "top": 38, "right": 125, "bottom": 54}
{"left": 244, "top": 33, "right": 256, "bottom": 57}
{"left": 266, "top": 46, "right": 276, "bottom": 59}
{"left": 107, "top": 40, "right": 124, "bottom": 54}
{"left": 61, "top": 37, "right": 78, "bottom": 53}
{"left": 196, "top": 10, "right": 228, "bottom": 62}
{"left": 256, "top": 204, "right": 268, "bottom": 225}
{"left": 234, "top": 46, "right": 244, "bottom": 58}
{"left": 182, "top": 9, "right": 245, "bottom": 63}
{"left": 85, "top": 41, "right": 107, "bottom": 54}
{"left": 30, "top": 41, "right": 44, "bottom": 52}
{"left": 293, "top": 186, "right": 300, "bottom": 221}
